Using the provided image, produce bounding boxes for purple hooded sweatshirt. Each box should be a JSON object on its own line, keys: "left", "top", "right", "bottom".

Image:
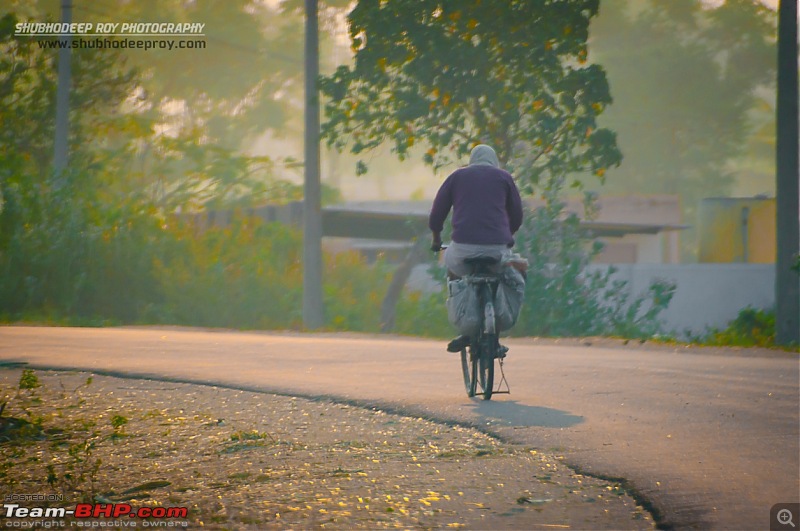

{"left": 428, "top": 145, "right": 523, "bottom": 246}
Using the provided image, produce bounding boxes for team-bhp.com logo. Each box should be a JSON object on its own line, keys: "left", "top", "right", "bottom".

{"left": 4, "top": 502, "right": 188, "bottom": 524}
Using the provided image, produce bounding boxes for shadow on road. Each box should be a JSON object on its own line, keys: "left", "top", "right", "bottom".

{"left": 468, "top": 400, "right": 583, "bottom": 428}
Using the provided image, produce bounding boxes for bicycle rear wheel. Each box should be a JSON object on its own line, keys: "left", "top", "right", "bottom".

{"left": 460, "top": 348, "right": 477, "bottom": 397}
{"left": 478, "top": 349, "right": 494, "bottom": 400}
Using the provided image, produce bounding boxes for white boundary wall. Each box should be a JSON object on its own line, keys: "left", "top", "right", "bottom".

{"left": 591, "top": 264, "right": 776, "bottom": 337}
{"left": 411, "top": 263, "right": 777, "bottom": 338}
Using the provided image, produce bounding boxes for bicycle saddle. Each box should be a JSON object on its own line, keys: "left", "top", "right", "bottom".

{"left": 463, "top": 256, "right": 500, "bottom": 274}
{"left": 463, "top": 256, "right": 500, "bottom": 267}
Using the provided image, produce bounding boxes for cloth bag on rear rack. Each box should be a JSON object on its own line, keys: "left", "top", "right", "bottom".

{"left": 446, "top": 278, "right": 481, "bottom": 336}
{"left": 494, "top": 254, "right": 527, "bottom": 331}
{"left": 446, "top": 253, "right": 527, "bottom": 335}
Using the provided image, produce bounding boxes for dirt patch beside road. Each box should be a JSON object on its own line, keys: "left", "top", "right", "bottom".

{"left": 1, "top": 369, "right": 654, "bottom": 529}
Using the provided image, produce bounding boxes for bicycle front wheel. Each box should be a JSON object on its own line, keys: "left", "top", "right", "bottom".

{"left": 461, "top": 347, "right": 477, "bottom": 398}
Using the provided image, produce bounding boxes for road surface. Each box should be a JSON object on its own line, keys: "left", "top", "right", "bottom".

{"left": 1, "top": 326, "right": 798, "bottom": 529}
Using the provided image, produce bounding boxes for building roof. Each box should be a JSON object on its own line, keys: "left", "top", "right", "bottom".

{"left": 322, "top": 198, "right": 687, "bottom": 241}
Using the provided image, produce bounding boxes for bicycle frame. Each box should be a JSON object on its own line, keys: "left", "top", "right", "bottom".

{"left": 460, "top": 261, "right": 510, "bottom": 400}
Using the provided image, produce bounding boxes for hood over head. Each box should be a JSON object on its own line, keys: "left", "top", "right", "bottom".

{"left": 468, "top": 144, "right": 500, "bottom": 168}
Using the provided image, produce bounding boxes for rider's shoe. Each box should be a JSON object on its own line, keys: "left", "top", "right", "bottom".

{"left": 447, "top": 335, "right": 470, "bottom": 352}
{"left": 497, "top": 345, "right": 509, "bottom": 359}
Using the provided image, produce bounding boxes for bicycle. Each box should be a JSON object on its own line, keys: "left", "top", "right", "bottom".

{"left": 438, "top": 249, "right": 510, "bottom": 400}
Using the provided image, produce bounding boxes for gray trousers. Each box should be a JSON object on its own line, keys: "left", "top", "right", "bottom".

{"left": 444, "top": 242, "right": 511, "bottom": 277}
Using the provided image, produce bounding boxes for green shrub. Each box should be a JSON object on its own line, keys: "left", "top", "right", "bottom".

{"left": 702, "top": 307, "right": 775, "bottom": 348}
{"left": 513, "top": 193, "right": 675, "bottom": 338}
{"left": 323, "top": 251, "right": 390, "bottom": 332}
{"left": 0, "top": 173, "right": 167, "bottom": 323}
{"left": 153, "top": 216, "right": 303, "bottom": 329}
{"left": 393, "top": 290, "right": 450, "bottom": 339}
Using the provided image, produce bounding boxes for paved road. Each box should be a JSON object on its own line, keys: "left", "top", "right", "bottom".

{"left": 1, "top": 326, "right": 798, "bottom": 529}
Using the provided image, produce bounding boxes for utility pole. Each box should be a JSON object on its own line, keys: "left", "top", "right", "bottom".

{"left": 53, "top": 0, "right": 73, "bottom": 175}
{"left": 775, "top": 0, "right": 799, "bottom": 345}
{"left": 303, "top": 0, "right": 324, "bottom": 329}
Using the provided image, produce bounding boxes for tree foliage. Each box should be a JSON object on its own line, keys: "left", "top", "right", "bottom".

{"left": 0, "top": 13, "right": 136, "bottom": 181}
{"left": 319, "top": 0, "right": 681, "bottom": 338}
{"left": 590, "top": 0, "right": 776, "bottom": 254}
{"left": 320, "top": 0, "right": 621, "bottom": 190}
{"left": 2, "top": 0, "right": 306, "bottom": 148}
{"left": 0, "top": 11, "right": 309, "bottom": 321}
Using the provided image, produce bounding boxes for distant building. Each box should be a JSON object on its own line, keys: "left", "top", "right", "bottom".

{"left": 539, "top": 195, "right": 686, "bottom": 264}
{"left": 323, "top": 195, "right": 686, "bottom": 265}
{"left": 195, "top": 195, "right": 687, "bottom": 265}
{"left": 697, "top": 197, "right": 776, "bottom": 263}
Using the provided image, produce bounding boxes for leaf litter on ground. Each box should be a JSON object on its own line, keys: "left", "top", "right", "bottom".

{"left": 0, "top": 369, "right": 654, "bottom": 529}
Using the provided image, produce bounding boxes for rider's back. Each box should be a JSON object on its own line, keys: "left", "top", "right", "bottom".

{"left": 428, "top": 164, "right": 522, "bottom": 247}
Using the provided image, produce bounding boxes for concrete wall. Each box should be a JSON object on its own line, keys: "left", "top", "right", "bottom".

{"left": 593, "top": 263, "right": 776, "bottom": 337}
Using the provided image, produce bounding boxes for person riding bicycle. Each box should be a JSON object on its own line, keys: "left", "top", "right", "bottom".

{"left": 428, "top": 144, "right": 524, "bottom": 353}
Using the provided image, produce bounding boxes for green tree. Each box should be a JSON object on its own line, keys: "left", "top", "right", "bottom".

{"left": 0, "top": 12, "right": 157, "bottom": 318}
{"left": 590, "top": 0, "right": 776, "bottom": 257}
{"left": 0, "top": 11, "right": 297, "bottom": 320}
{"left": 320, "top": 0, "right": 622, "bottom": 189}
{"left": 3, "top": 0, "right": 303, "bottom": 149}
{"left": 1, "top": 0, "right": 353, "bottom": 211}
{"left": 318, "top": 1, "right": 678, "bottom": 338}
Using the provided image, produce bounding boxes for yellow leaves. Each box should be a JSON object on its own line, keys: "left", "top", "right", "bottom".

{"left": 378, "top": 57, "right": 387, "bottom": 72}
{"left": 544, "top": 39, "right": 555, "bottom": 51}
{"left": 592, "top": 102, "right": 604, "bottom": 113}
{"left": 595, "top": 167, "right": 606, "bottom": 178}
{"left": 418, "top": 493, "right": 442, "bottom": 506}
{"left": 467, "top": 19, "right": 478, "bottom": 30}
{"left": 442, "top": 93, "right": 451, "bottom": 107}
{"left": 564, "top": 25, "right": 573, "bottom": 36}
{"left": 449, "top": 10, "right": 462, "bottom": 21}
{"left": 532, "top": 99, "right": 545, "bottom": 112}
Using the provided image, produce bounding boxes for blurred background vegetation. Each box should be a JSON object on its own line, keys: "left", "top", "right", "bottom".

{"left": 0, "top": 1, "right": 780, "bottom": 345}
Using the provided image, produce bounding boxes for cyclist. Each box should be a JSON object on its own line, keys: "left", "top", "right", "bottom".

{"left": 428, "top": 144, "right": 524, "bottom": 352}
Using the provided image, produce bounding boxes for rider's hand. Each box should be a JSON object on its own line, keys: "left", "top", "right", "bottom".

{"left": 431, "top": 239, "right": 443, "bottom": 252}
